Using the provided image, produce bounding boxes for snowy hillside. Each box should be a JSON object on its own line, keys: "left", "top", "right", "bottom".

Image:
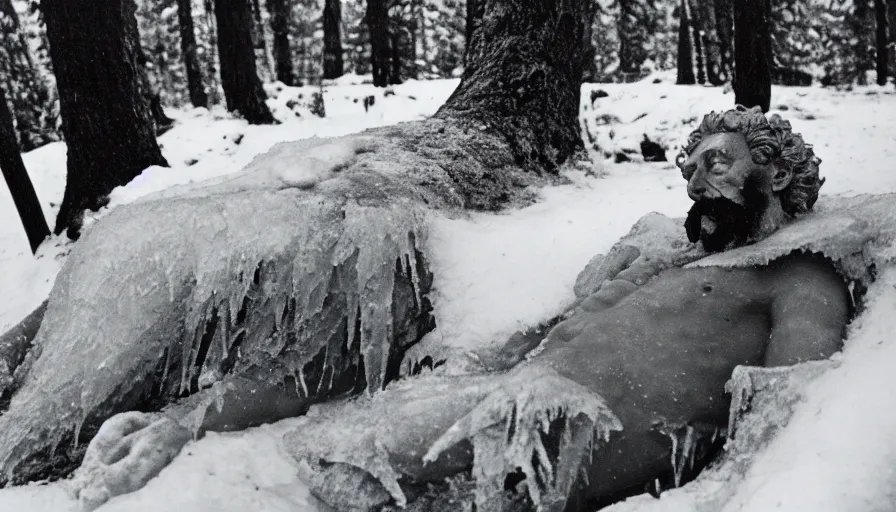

{"left": 1, "top": 76, "right": 895, "bottom": 511}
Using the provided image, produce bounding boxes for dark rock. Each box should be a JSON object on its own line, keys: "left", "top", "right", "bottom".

{"left": 363, "top": 95, "right": 376, "bottom": 112}
{"left": 640, "top": 134, "right": 667, "bottom": 162}
{"left": 614, "top": 152, "right": 631, "bottom": 163}
{"left": 590, "top": 89, "right": 609, "bottom": 104}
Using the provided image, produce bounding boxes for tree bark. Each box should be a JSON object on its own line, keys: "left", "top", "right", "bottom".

{"left": 0, "top": 0, "right": 56, "bottom": 151}
{"left": 267, "top": 0, "right": 294, "bottom": 86}
{"left": 176, "top": 0, "right": 208, "bottom": 108}
{"left": 214, "top": 0, "right": 276, "bottom": 123}
{"left": 464, "top": 0, "right": 480, "bottom": 64}
{"left": 692, "top": 0, "right": 706, "bottom": 84}
{"left": 618, "top": 0, "right": 645, "bottom": 75}
{"left": 389, "top": 25, "right": 402, "bottom": 84}
{"left": 0, "top": 84, "right": 48, "bottom": 254}
{"left": 367, "top": 0, "right": 390, "bottom": 87}
{"left": 692, "top": 0, "right": 724, "bottom": 85}
{"left": 581, "top": 0, "right": 599, "bottom": 82}
{"left": 875, "top": 0, "right": 890, "bottom": 85}
{"left": 853, "top": 0, "right": 873, "bottom": 85}
{"left": 43, "top": 0, "right": 169, "bottom": 238}
{"left": 714, "top": 0, "right": 734, "bottom": 83}
{"left": 323, "top": 0, "right": 344, "bottom": 79}
{"left": 0, "top": 0, "right": 590, "bottom": 485}
{"left": 677, "top": 0, "right": 696, "bottom": 84}
{"left": 733, "top": 0, "right": 772, "bottom": 111}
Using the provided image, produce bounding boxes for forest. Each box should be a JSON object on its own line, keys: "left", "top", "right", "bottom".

{"left": 1, "top": 0, "right": 896, "bottom": 511}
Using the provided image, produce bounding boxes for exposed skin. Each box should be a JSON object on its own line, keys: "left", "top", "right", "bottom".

{"left": 81, "top": 128, "right": 850, "bottom": 507}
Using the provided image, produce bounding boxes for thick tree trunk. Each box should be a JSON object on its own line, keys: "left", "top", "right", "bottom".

{"left": 322, "top": 0, "right": 344, "bottom": 79}
{"left": 0, "top": 0, "right": 589, "bottom": 486}
{"left": 267, "top": 0, "right": 294, "bottom": 86}
{"left": 875, "top": 0, "right": 890, "bottom": 85}
{"left": 733, "top": 0, "right": 772, "bottom": 111}
{"left": 0, "top": 85, "right": 48, "bottom": 254}
{"left": 176, "top": 0, "right": 208, "bottom": 108}
{"left": 43, "top": 0, "right": 168, "bottom": 238}
{"left": 891, "top": 0, "right": 896, "bottom": 80}
{"left": 677, "top": 0, "right": 696, "bottom": 84}
{"left": 214, "top": 0, "right": 276, "bottom": 123}
{"left": 367, "top": 0, "right": 390, "bottom": 87}
{"left": 0, "top": 0, "right": 56, "bottom": 151}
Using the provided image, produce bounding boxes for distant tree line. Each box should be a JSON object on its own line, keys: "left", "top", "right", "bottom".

{"left": 0, "top": 0, "right": 894, "bottom": 249}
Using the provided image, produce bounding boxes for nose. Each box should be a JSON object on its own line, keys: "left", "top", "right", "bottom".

{"left": 687, "top": 176, "right": 707, "bottom": 201}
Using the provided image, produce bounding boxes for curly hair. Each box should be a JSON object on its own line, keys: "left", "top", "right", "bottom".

{"left": 678, "top": 105, "right": 824, "bottom": 216}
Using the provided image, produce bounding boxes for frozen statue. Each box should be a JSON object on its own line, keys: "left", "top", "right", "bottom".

{"left": 2, "top": 106, "right": 895, "bottom": 512}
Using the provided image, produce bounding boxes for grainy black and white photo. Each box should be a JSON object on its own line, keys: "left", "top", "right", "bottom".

{"left": 0, "top": 0, "right": 895, "bottom": 510}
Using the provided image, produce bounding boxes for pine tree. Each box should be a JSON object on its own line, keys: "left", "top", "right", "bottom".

{"left": 677, "top": 0, "right": 696, "bottom": 84}
{"left": 367, "top": 0, "right": 390, "bottom": 86}
{"left": 322, "top": 0, "right": 343, "bottom": 79}
{"left": 733, "top": 0, "right": 771, "bottom": 111}
{"left": 0, "top": 83, "right": 48, "bottom": 253}
{"left": 268, "top": 0, "right": 295, "bottom": 85}
{"left": 0, "top": 0, "right": 57, "bottom": 151}
{"left": 176, "top": 0, "right": 208, "bottom": 107}
{"left": 875, "top": 0, "right": 890, "bottom": 85}
{"left": 43, "top": 0, "right": 169, "bottom": 237}
{"left": 214, "top": 0, "right": 276, "bottom": 123}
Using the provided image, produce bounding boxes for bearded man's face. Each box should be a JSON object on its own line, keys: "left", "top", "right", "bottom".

{"left": 679, "top": 132, "right": 773, "bottom": 252}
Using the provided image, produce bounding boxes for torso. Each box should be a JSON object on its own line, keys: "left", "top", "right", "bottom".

{"left": 537, "top": 264, "right": 777, "bottom": 500}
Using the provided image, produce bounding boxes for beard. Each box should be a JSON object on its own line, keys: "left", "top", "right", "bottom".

{"left": 684, "top": 196, "right": 761, "bottom": 253}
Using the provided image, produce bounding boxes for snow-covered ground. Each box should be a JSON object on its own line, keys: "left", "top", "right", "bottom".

{"left": 1, "top": 75, "right": 895, "bottom": 511}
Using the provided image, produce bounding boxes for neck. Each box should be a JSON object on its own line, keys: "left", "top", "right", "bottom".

{"left": 750, "top": 199, "right": 789, "bottom": 243}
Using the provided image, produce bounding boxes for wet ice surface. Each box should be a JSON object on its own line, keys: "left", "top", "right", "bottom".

{"left": 1, "top": 75, "right": 895, "bottom": 511}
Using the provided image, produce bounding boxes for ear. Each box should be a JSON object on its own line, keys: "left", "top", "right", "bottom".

{"left": 770, "top": 165, "right": 793, "bottom": 192}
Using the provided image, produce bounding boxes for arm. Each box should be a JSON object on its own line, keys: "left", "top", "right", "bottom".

{"left": 764, "top": 256, "right": 851, "bottom": 367}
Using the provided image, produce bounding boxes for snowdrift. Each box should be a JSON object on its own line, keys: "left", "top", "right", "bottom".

{"left": 282, "top": 193, "right": 896, "bottom": 511}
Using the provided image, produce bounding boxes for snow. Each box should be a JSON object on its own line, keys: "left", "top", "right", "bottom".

{"left": 1, "top": 77, "right": 895, "bottom": 511}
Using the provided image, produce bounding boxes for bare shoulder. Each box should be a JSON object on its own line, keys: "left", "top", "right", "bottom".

{"left": 765, "top": 251, "right": 849, "bottom": 297}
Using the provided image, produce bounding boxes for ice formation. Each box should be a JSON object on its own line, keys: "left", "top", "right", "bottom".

{"left": 0, "top": 134, "right": 434, "bottom": 483}
{"left": 282, "top": 363, "right": 621, "bottom": 511}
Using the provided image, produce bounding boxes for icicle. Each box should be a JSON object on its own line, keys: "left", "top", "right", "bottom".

{"left": 297, "top": 368, "right": 309, "bottom": 398}
{"left": 72, "top": 414, "right": 86, "bottom": 450}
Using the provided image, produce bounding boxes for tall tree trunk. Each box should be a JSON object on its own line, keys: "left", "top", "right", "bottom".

{"left": 890, "top": 0, "right": 896, "bottom": 80}
{"left": 43, "top": 0, "right": 168, "bottom": 238}
{"left": 0, "top": 84, "right": 48, "bottom": 253}
{"left": 733, "top": 0, "right": 771, "bottom": 111}
{"left": 176, "top": 0, "right": 208, "bottom": 107}
{"left": 389, "top": 25, "right": 402, "bottom": 84}
{"left": 692, "top": 0, "right": 706, "bottom": 84}
{"left": 618, "top": 0, "right": 642, "bottom": 75}
{"left": 692, "top": 0, "right": 724, "bottom": 85}
{"left": 0, "top": 0, "right": 592, "bottom": 488}
{"left": 0, "top": 0, "right": 56, "bottom": 151}
{"left": 853, "top": 0, "right": 873, "bottom": 84}
{"left": 214, "top": 0, "right": 275, "bottom": 124}
{"left": 267, "top": 0, "right": 294, "bottom": 86}
{"left": 875, "top": 0, "right": 890, "bottom": 85}
{"left": 322, "top": 0, "right": 344, "bottom": 79}
{"left": 581, "top": 0, "right": 599, "bottom": 82}
{"left": 677, "top": 0, "right": 696, "bottom": 84}
{"left": 714, "top": 0, "right": 734, "bottom": 83}
{"left": 367, "top": 0, "right": 389, "bottom": 87}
